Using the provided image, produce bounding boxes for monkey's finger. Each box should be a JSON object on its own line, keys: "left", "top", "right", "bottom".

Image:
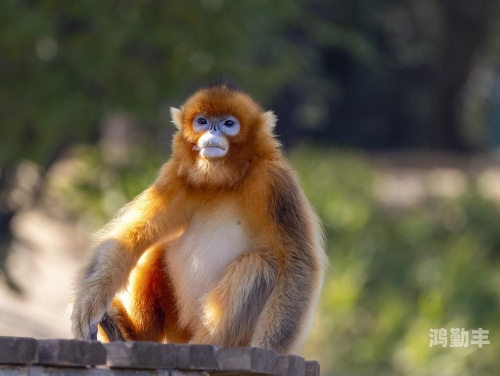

{"left": 89, "top": 322, "right": 98, "bottom": 341}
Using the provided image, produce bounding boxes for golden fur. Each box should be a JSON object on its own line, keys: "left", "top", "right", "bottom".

{"left": 71, "top": 83, "right": 327, "bottom": 354}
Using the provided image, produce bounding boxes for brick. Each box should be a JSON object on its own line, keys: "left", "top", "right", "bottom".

{"left": 28, "top": 366, "right": 171, "bottom": 376}
{"left": 175, "top": 345, "right": 219, "bottom": 371}
{"left": 274, "top": 355, "right": 305, "bottom": 376}
{"left": 216, "top": 347, "right": 276, "bottom": 375}
{"left": 171, "top": 372, "right": 209, "bottom": 376}
{"left": 105, "top": 342, "right": 177, "bottom": 369}
{"left": 0, "top": 365, "right": 29, "bottom": 376}
{"left": 28, "top": 365, "right": 95, "bottom": 376}
{"left": 0, "top": 337, "right": 38, "bottom": 365}
{"left": 36, "top": 339, "right": 106, "bottom": 367}
{"left": 304, "top": 361, "right": 320, "bottom": 376}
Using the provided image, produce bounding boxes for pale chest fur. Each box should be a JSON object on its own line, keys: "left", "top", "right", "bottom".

{"left": 165, "top": 202, "right": 250, "bottom": 329}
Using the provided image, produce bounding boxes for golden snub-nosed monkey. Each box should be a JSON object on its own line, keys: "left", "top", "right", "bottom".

{"left": 71, "top": 80, "right": 327, "bottom": 354}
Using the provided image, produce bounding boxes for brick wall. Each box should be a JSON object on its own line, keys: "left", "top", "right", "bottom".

{"left": 0, "top": 337, "right": 320, "bottom": 376}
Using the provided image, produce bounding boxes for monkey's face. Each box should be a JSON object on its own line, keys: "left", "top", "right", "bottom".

{"left": 191, "top": 115, "right": 240, "bottom": 159}
{"left": 171, "top": 85, "right": 279, "bottom": 188}
{"left": 172, "top": 85, "right": 262, "bottom": 162}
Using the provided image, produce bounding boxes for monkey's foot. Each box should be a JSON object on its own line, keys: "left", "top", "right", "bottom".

{"left": 99, "top": 312, "right": 125, "bottom": 342}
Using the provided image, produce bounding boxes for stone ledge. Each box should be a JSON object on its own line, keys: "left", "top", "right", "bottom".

{"left": 0, "top": 337, "right": 38, "bottom": 365}
{"left": 38, "top": 340, "right": 106, "bottom": 367}
{"left": 105, "top": 342, "right": 177, "bottom": 369}
{"left": 0, "top": 337, "right": 320, "bottom": 376}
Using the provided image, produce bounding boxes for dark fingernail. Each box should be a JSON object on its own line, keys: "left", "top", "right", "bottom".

{"left": 90, "top": 323, "right": 98, "bottom": 341}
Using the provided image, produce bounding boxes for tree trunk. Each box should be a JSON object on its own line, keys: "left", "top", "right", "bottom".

{"left": 428, "top": 0, "right": 500, "bottom": 150}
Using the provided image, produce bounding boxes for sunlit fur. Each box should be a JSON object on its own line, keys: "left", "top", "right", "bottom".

{"left": 71, "top": 83, "right": 327, "bottom": 354}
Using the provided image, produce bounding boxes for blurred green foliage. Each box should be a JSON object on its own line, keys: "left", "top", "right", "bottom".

{"left": 293, "top": 147, "right": 500, "bottom": 376}
{"left": 0, "top": 0, "right": 305, "bottom": 166}
{"left": 3, "top": 0, "right": 499, "bottom": 167}
{"left": 52, "top": 144, "right": 500, "bottom": 375}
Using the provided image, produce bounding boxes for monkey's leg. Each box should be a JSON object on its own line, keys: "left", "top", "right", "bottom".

{"left": 250, "top": 263, "right": 320, "bottom": 354}
{"left": 192, "top": 252, "right": 278, "bottom": 347}
{"left": 102, "top": 244, "right": 183, "bottom": 342}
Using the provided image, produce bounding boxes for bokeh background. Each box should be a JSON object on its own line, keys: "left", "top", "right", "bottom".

{"left": 1, "top": 1, "right": 500, "bottom": 375}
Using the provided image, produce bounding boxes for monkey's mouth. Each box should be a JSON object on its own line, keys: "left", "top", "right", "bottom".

{"left": 197, "top": 143, "right": 227, "bottom": 158}
{"left": 193, "top": 143, "right": 225, "bottom": 151}
{"left": 195, "top": 134, "right": 229, "bottom": 158}
{"left": 203, "top": 142, "right": 225, "bottom": 150}
{"left": 201, "top": 147, "right": 227, "bottom": 158}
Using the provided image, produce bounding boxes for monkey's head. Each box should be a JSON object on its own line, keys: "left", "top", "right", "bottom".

{"left": 170, "top": 83, "right": 280, "bottom": 188}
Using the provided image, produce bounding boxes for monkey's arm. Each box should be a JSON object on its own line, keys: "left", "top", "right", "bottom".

{"left": 71, "top": 181, "right": 179, "bottom": 340}
{"left": 250, "top": 165, "right": 325, "bottom": 354}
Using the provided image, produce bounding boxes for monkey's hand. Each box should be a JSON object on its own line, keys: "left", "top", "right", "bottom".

{"left": 71, "top": 237, "right": 136, "bottom": 340}
{"left": 69, "top": 183, "right": 169, "bottom": 340}
{"left": 71, "top": 286, "right": 111, "bottom": 340}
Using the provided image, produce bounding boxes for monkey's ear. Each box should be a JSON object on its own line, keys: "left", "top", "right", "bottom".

{"left": 262, "top": 111, "right": 277, "bottom": 131}
{"left": 170, "top": 107, "right": 183, "bottom": 130}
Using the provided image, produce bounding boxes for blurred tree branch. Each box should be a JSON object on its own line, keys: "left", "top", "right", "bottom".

{"left": 428, "top": 0, "right": 500, "bottom": 150}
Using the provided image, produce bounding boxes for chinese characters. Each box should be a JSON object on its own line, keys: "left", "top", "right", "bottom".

{"left": 429, "top": 328, "right": 490, "bottom": 348}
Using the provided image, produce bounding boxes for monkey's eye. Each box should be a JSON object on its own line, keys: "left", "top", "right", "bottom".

{"left": 224, "top": 120, "right": 235, "bottom": 127}
{"left": 197, "top": 118, "right": 208, "bottom": 125}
